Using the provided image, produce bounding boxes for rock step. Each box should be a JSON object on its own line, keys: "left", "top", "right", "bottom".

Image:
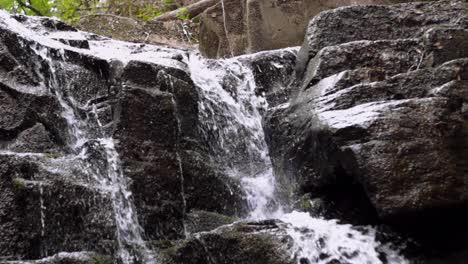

{"left": 296, "top": 0, "right": 468, "bottom": 76}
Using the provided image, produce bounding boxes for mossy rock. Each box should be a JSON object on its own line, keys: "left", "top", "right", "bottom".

{"left": 186, "top": 210, "right": 235, "bottom": 233}
{"left": 160, "top": 221, "right": 293, "bottom": 264}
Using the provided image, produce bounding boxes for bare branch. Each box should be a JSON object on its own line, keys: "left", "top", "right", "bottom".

{"left": 152, "top": 0, "right": 217, "bottom": 22}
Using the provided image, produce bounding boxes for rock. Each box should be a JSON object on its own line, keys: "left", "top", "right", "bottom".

{"left": 115, "top": 59, "right": 250, "bottom": 240}
{"left": 181, "top": 149, "right": 248, "bottom": 218}
{"left": 8, "top": 123, "right": 57, "bottom": 153}
{"left": 296, "top": 0, "right": 468, "bottom": 76}
{"left": 423, "top": 28, "right": 468, "bottom": 67}
{"left": 265, "top": 0, "right": 468, "bottom": 246}
{"left": 3, "top": 251, "right": 112, "bottom": 264}
{"left": 0, "top": 83, "right": 67, "bottom": 149}
{"left": 0, "top": 155, "right": 116, "bottom": 260}
{"left": 186, "top": 210, "right": 235, "bottom": 233}
{"left": 199, "top": 0, "right": 412, "bottom": 58}
{"left": 302, "top": 39, "right": 423, "bottom": 90}
{"left": 265, "top": 7, "right": 468, "bottom": 254}
{"left": 160, "top": 221, "right": 293, "bottom": 264}
{"left": 238, "top": 48, "right": 299, "bottom": 106}
{"left": 268, "top": 57, "right": 466, "bottom": 223}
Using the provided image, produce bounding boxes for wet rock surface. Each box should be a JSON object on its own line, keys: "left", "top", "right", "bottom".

{"left": 1, "top": 1, "right": 468, "bottom": 263}
{"left": 160, "top": 221, "right": 293, "bottom": 264}
{"left": 0, "top": 10, "right": 285, "bottom": 262}
{"left": 296, "top": 0, "right": 468, "bottom": 76}
{"left": 265, "top": 0, "right": 468, "bottom": 257}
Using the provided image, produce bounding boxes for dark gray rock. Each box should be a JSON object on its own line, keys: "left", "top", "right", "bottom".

{"left": 0, "top": 82, "right": 67, "bottom": 148}
{"left": 238, "top": 48, "right": 299, "bottom": 107}
{"left": 0, "top": 155, "right": 116, "bottom": 260}
{"left": 160, "top": 221, "right": 293, "bottom": 264}
{"left": 423, "top": 28, "right": 468, "bottom": 67}
{"left": 113, "top": 85, "right": 186, "bottom": 240}
{"left": 302, "top": 39, "right": 423, "bottom": 90}
{"left": 8, "top": 123, "right": 57, "bottom": 153}
{"left": 296, "top": 0, "right": 468, "bottom": 76}
{"left": 267, "top": 57, "right": 468, "bottom": 223}
{"left": 4, "top": 251, "right": 112, "bottom": 264}
{"left": 186, "top": 210, "right": 234, "bottom": 233}
{"left": 181, "top": 149, "right": 248, "bottom": 218}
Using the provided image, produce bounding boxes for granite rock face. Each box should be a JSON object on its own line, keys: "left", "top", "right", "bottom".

{"left": 265, "top": 1, "right": 468, "bottom": 238}
{"left": 296, "top": 0, "right": 468, "bottom": 76}
{"left": 0, "top": 11, "right": 291, "bottom": 262}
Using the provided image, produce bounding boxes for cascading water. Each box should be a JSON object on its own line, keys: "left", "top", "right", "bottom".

{"left": 33, "top": 49, "right": 155, "bottom": 264}
{"left": 187, "top": 53, "right": 409, "bottom": 264}
{"left": 0, "top": 12, "right": 155, "bottom": 263}
{"left": 187, "top": 54, "right": 281, "bottom": 219}
{"left": 0, "top": 10, "right": 410, "bottom": 264}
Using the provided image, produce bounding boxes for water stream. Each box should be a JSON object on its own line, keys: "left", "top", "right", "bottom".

{"left": 32, "top": 50, "right": 155, "bottom": 264}
{"left": 0, "top": 10, "right": 409, "bottom": 264}
{"left": 187, "top": 53, "right": 409, "bottom": 264}
{"left": 0, "top": 12, "right": 156, "bottom": 262}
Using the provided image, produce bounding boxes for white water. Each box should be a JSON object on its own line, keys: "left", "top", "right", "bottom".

{"left": 187, "top": 53, "right": 409, "bottom": 264}
{"left": 187, "top": 54, "right": 278, "bottom": 219}
{"left": 0, "top": 10, "right": 409, "bottom": 264}
{"left": 0, "top": 12, "right": 155, "bottom": 263}
{"left": 33, "top": 49, "right": 154, "bottom": 264}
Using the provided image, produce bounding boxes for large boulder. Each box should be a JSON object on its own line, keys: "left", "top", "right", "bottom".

{"left": 265, "top": 0, "right": 468, "bottom": 242}
{"left": 160, "top": 220, "right": 293, "bottom": 264}
{"left": 199, "top": 0, "right": 411, "bottom": 58}
{"left": 296, "top": 0, "right": 468, "bottom": 76}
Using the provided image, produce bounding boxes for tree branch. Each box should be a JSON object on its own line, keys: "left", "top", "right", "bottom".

{"left": 152, "top": 0, "right": 217, "bottom": 21}
{"left": 15, "top": 0, "right": 44, "bottom": 16}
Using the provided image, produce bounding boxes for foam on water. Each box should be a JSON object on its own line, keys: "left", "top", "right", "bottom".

{"left": 0, "top": 10, "right": 409, "bottom": 264}
{"left": 187, "top": 52, "right": 409, "bottom": 264}
{"left": 0, "top": 12, "right": 155, "bottom": 262}
{"left": 187, "top": 53, "right": 278, "bottom": 220}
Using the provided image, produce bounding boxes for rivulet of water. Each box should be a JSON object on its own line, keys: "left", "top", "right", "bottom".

{"left": 0, "top": 11, "right": 155, "bottom": 263}
{"left": 187, "top": 52, "right": 409, "bottom": 264}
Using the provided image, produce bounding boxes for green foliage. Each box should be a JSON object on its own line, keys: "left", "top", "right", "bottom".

{"left": 90, "top": 255, "right": 112, "bottom": 264}
{"left": 176, "top": 7, "right": 190, "bottom": 21}
{"left": 0, "top": 0, "right": 16, "bottom": 12}
{"left": 0, "top": 0, "right": 183, "bottom": 22}
{"left": 44, "top": 153, "right": 59, "bottom": 159}
{"left": 11, "top": 178, "right": 26, "bottom": 191}
{"left": 54, "top": 0, "right": 82, "bottom": 22}
{"left": 136, "top": 4, "right": 163, "bottom": 21}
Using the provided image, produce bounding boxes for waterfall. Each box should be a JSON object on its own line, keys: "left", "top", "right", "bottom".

{"left": 32, "top": 47, "right": 155, "bottom": 264}
{"left": 187, "top": 53, "right": 409, "bottom": 264}
{"left": 0, "top": 10, "right": 409, "bottom": 264}
{"left": 187, "top": 53, "right": 281, "bottom": 220}
{"left": 0, "top": 12, "right": 155, "bottom": 263}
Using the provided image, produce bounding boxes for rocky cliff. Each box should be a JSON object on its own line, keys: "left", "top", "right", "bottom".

{"left": 0, "top": 1, "right": 467, "bottom": 264}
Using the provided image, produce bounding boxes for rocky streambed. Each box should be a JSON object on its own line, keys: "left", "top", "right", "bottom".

{"left": 0, "top": 1, "right": 467, "bottom": 264}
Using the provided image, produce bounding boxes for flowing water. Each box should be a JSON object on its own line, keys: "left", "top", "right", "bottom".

{"left": 0, "top": 10, "right": 409, "bottom": 264}
{"left": 0, "top": 11, "right": 155, "bottom": 263}
{"left": 187, "top": 53, "right": 409, "bottom": 264}
{"left": 32, "top": 48, "right": 155, "bottom": 264}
